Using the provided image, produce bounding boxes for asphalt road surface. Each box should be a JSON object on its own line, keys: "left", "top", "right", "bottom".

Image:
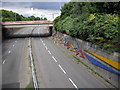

{"left": 2, "top": 27, "right": 33, "bottom": 88}
{"left": 32, "top": 27, "right": 108, "bottom": 88}
{"left": 2, "top": 26, "right": 109, "bottom": 88}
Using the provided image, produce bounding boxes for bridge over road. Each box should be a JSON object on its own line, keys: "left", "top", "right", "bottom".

{"left": 2, "top": 20, "right": 53, "bottom": 28}
{"left": 2, "top": 20, "right": 53, "bottom": 39}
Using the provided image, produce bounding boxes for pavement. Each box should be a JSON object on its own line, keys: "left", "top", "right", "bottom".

{"left": 2, "top": 26, "right": 110, "bottom": 88}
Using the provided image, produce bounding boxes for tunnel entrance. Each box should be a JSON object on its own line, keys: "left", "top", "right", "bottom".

{"left": 2, "top": 26, "right": 53, "bottom": 40}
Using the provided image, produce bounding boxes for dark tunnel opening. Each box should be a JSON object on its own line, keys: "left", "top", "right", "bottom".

{"left": 2, "top": 26, "right": 53, "bottom": 40}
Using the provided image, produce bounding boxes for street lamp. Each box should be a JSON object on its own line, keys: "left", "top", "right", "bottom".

{"left": 31, "top": 8, "right": 34, "bottom": 21}
{"left": 47, "top": 13, "right": 60, "bottom": 21}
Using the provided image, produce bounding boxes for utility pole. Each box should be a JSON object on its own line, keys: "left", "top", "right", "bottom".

{"left": 48, "top": 13, "right": 60, "bottom": 21}
{"left": 59, "top": 0, "right": 61, "bottom": 13}
{"left": 31, "top": 8, "right": 34, "bottom": 21}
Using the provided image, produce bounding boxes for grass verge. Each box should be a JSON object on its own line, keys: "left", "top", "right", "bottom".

{"left": 25, "top": 81, "right": 34, "bottom": 90}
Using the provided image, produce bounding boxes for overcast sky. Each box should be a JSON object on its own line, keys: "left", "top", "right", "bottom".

{"left": 1, "top": 2, "right": 67, "bottom": 21}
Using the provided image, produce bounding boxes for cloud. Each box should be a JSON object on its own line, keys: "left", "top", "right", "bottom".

{"left": 2, "top": 2, "right": 32, "bottom": 8}
{"left": 30, "top": 2, "right": 65, "bottom": 10}
{"left": 1, "top": 2, "right": 67, "bottom": 20}
{"left": 2, "top": 2, "right": 66, "bottom": 10}
{"left": 0, "top": 6, "right": 61, "bottom": 21}
{"left": 2, "top": 0, "right": 70, "bottom": 2}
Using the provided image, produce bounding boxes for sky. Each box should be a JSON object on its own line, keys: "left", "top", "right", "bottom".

{"left": 1, "top": 2, "right": 68, "bottom": 21}
{"left": 1, "top": 0, "right": 118, "bottom": 21}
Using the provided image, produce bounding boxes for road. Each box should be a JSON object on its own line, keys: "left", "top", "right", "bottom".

{"left": 2, "top": 26, "right": 109, "bottom": 88}
{"left": 32, "top": 27, "right": 108, "bottom": 88}
{"left": 2, "top": 27, "right": 33, "bottom": 88}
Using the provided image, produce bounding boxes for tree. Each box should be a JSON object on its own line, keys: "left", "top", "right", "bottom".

{"left": 53, "top": 2, "right": 119, "bottom": 52}
{"left": 1, "top": 9, "right": 48, "bottom": 21}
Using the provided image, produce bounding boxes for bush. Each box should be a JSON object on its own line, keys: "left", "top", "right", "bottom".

{"left": 53, "top": 2, "right": 119, "bottom": 52}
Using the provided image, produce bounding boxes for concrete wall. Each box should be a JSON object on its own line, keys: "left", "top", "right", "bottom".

{"left": 53, "top": 31, "right": 120, "bottom": 88}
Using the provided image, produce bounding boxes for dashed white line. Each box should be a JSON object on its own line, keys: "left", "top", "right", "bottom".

{"left": 41, "top": 41, "right": 78, "bottom": 89}
{"left": 48, "top": 50, "right": 52, "bottom": 55}
{"left": 52, "top": 56, "right": 57, "bottom": 62}
{"left": 13, "top": 45, "right": 14, "bottom": 47}
{"left": 2, "top": 60, "right": 6, "bottom": 64}
{"left": 69, "top": 78, "right": 78, "bottom": 89}
{"left": 58, "top": 65, "right": 66, "bottom": 74}
{"left": 43, "top": 43, "right": 45, "bottom": 46}
{"left": 8, "top": 50, "right": 11, "bottom": 54}
{"left": 45, "top": 46, "right": 48, "bottom": 50}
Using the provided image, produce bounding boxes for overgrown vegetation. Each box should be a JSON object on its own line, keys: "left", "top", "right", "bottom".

{"left": 1, "top": 9, "right": 47, "bottom": 22}
{"left": 25, "top": 81, "right": 34, "bottom": 90}
{"left": 54, "top": 2, "right": 120, "bottom": 52}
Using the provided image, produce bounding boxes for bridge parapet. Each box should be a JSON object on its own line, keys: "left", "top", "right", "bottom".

{"left": 2, "top": 20, "right": 53, "bottom": 28}
{"left": 2, "top": 20, "right": 53, "bottom": 25}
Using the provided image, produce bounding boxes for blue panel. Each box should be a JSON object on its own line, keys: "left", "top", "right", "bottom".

{"left": 77, "top": 48, "right": 81, "bottom": 52}
{"left": 64, "top": 38, "right": 67, "bottom": 46}
{"left": 76, "top": 42, "right": 80, "bottom": 49}
{"left": 85, "top": 53, "right": 120, "bottom": 75}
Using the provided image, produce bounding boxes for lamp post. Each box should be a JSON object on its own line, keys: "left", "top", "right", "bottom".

{"left": 59, "top": 0, "right": 61, "bottom": 13}
{"left": 31, "top": 8, "right": 34, "bottom": 21}
{"left": 48, "top": 13, "right": 60, "bottom": 21}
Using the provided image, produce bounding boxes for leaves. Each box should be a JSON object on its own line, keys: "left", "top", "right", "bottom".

{"left": 1, "top": 9, "right": 47, "bottom": 21}
{"left": 53, "top": 2, "right": 119, "bottom": 52}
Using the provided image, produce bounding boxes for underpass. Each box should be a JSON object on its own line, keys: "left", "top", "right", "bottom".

{"left": 2, "top": 26, "right": 53, "bottom": 39}
{"left": 2, "top": 21, "right": 53, "bottom": 40}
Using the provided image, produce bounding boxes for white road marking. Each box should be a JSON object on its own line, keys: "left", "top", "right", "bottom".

{"left": 2, "top": 60, "right": 6, "bottom": 64}
{"left": 48, "top": 50, "right": 52, "bottom": 55}
{"left": 29, "top": 38, "right": 31, "bottom": 46}
{"left": 52, "top": 56, "right": 57, "bottom": 62}
{"left": 69, "top": 78, "right": 78, "bottom": 89}
{"left": 43, "top": 43, "right": 45, "bottom": 46}
{"left": 13, "top": 45, "right": 14, "bottom": 47}
{"left": 58, "top": 65, "right": 66, "bottom": 74}
{"left": 8, "top": 51, "right": 11, "bottom": 53}
{"left": 28, "top": 38, "right": 38, "bottom": 88}
{"left": 39, "top": 38, "right": 78, "bottom": 89}
{"left": 45, "top": 46, "right": 48, "bottom": 50}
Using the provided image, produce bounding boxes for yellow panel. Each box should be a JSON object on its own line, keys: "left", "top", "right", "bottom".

{"left": 84, "top": 50, "right": 120, "bottom": 70}
{"left": 70, "top": 49, "right": 76, "bottom": 52}
{"left": 70, "top": 43, "right": 74, "bottom": 49}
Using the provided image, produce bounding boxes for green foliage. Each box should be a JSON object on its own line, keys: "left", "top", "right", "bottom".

{"left": 95, "top": 2, "right": 120, "bottom": 14}
{"left": 1, "top": 9, "right": 47, "bottom": 21}
{"left": 54, "top": 2, "right": 119, "bottom": 52}
{"left": 103, "top": 44, "right": 113, "bottom": 50}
